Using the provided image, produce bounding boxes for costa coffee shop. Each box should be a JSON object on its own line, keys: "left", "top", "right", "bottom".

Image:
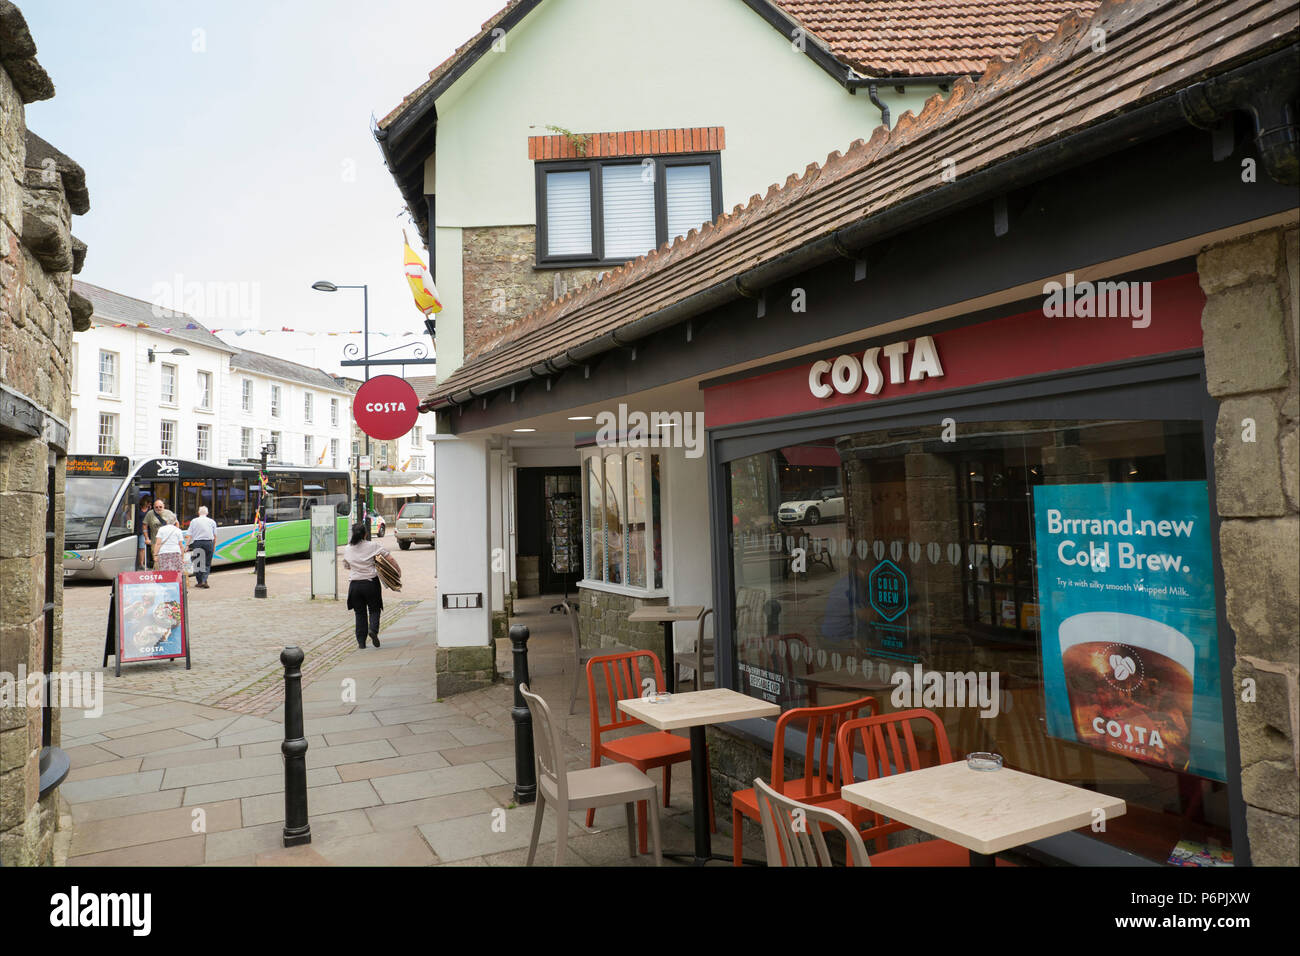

{"left": 423, "top": 0, "right": 1299, "bottom": 866}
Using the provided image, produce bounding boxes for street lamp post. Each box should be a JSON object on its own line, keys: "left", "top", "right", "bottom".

{"left": 313, "top": 281, "right": 371, "bottom": 540}
{"left": 254, "top": 441, "right": 274, "bottom": 598}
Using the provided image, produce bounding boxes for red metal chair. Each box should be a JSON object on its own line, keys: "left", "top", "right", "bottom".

{"left": 585, "top": 650, "right": 715, "bottom": 853}
{"left": 835, "top": 708, "right": 1015, "bottom": 866}
{"left": 731, "top": 695, "right": 878, "bottom": 866}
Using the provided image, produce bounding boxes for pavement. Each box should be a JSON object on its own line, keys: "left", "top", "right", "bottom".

{"left": 55, "top": 548, "right": 731, "bottom": 866}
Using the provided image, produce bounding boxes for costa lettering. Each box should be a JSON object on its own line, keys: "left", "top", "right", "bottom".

{"left": 808, "top": 336, "right": 944, "bottom": 399}
{"left": 353, "top": 375, "right": 420, "bottom": 440}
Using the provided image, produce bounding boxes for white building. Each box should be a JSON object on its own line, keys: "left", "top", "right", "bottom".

{"left": 69, "top": 281, "right": 351, "bottom": 467}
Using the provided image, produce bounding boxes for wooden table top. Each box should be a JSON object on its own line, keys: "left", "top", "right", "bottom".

{"left": 627, "top": 605, "right": 705, "bottom": 623}
{"left": 618, "top": 688, "right": 779, "bottom": 731}
{"left": 840, "top": 761, "right": 1126, "bottom": 855}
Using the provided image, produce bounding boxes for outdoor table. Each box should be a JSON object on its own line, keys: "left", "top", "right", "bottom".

{"left": 627, "top": 604, "right": 705, "bottom": 692}
{"left": 620, "top": 688, "right": 779, "bottom": 865}
{"left": 839, "top": 760, "right": 1126, "bottom": 866}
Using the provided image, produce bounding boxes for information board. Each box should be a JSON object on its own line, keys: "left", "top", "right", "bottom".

{"left": 108, "top": 571, "right": 192, "bottom": 676}
{"left": 310, "top": 505, "right": 338, "bottom": 600}
{"left": 1033, "top": 481, "right": 1225, "bottom": 781}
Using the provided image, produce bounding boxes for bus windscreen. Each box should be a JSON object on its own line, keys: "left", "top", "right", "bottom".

{"left": 65, "top": 476, "right": 127, "bottom": 544}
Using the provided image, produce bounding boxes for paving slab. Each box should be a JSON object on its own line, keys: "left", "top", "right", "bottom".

{"left": 417, "top": 804, "right": 582, "bottom": 863}
{"left": 370, "top": 763, "right": 508, "bottom": 805}
{"left": 161, "top": 753, "right": 285, "bottom": 789}
{"left": 97, "top": 729, "right": 204, "bottom": 758}
{"left": 67, "top": 834, "right": 207, "bottom": 867}
{"left": 312, "top": 828, "right": 439, "bottom": 867}
{"left": 335, "top": 750, "right": 451, "bottom": 782}
{"left": 61, "top": 770, "right": 166, "bottom": 803}
{"left": 64, "top": 757, "right": 144, "bottom": 783}
{"left": 363, "top": 789, "right": 502, "bottom": 832}
{"left": 241, "top": 780, "right": 382, "bottom": 827}
{"left": 70, "top": 799, "right": 242, "bottom": 856}
{"left": 71, "top": 788, "right": 186, "bottom": 824}
{"left": 181, "top": 766, "right": 342, "bottom": 805}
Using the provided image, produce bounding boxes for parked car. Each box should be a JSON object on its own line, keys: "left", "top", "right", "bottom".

{"left": 778, "top": 486, "right": 844, "bottom": 525}
{"left": 395, "top": 501, "right": 435, "bottom": 550}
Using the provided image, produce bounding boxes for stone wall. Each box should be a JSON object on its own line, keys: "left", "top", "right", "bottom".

{"left": 576, "top": 586, "right": 669, "bottom": 660}
{"left": 461, "top": 226, "right": 604, "bottom": 361}
{"left": 1198, "top": 225, "right": 1300, "bottom": 867}
{"left": 0, "top": 7, "right": 86, "bottom": 866}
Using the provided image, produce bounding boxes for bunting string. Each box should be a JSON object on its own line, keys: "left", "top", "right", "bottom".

{"left": 96, "top": 322, "right": 422, "bottom": 336}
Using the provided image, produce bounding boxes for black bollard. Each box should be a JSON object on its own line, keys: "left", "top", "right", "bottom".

{"left": 281, "top": 646, "right": 311, "bottom": 846}
{"left": 510, "top": 625, "right": 536, "bottom": 805}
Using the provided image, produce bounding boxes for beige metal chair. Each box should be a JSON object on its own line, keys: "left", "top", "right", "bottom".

{"left": 566, "top": 602, "right": 633, "bottom": 714}
{"left": 520, "top": 682, "right": 663, "bottom": 866}
{"left": 675, "top": 607, "right": 715, "bottom": 690}
{"left": 754, "top": 777, "right": 870, "bottom": 867}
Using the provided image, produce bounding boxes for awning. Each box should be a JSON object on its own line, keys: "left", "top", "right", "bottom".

{"left": 372, "top": 485, "right": 435, "bottom": 497}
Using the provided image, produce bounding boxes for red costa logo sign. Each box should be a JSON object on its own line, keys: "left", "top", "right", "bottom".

{"left": 353, "top": 375, "right": 419, "bottom": 440}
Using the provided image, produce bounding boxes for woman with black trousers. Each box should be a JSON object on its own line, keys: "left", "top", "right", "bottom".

{"left": 343, "top": 523, "right": 389, "bottom": 648}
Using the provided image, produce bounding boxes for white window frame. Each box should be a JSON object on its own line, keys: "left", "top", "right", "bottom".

{"left": 160, "top": 363, "right": 178, "bottom": 406}
{"left": 411, "top": 455, "right": 425, "bottom": 472}
{"left": 98, "top": 350, "right": 119, "bottom": 397}
{"left": 97, "top": 412, "right": 118, "bottom": 455}
{"left": 271, "top": 385, "right": 282, "bottom": 418}
{"left": 270, "top": 431, "right": 282, "bottom": 458}
{"left": 578, "top": 448, "right": 666, "bottom": 597}
{"left": 304, "top": 392, "right": 314, "bottom": 423}
{"left": 241, "top": 427, "right": 253, "bottom": 458}
{"left": 160, "top": 419, "right": 176, "bottom": 457}
{"left": 304, "top": 435, "right": 314, "bottom": 465}
{"left": 196, "top": 423, "right": 211, "bottom": 461}
{"left": 242, "top": 378, "right": 253, "bottom": 413}
{"left": 330, "top": 438, "right": 339, "bottom": 468}
{"left": 412, "top": 426, "right": 422, "bottom": 447}
{"left": 330, "top": 398, "right": 339, "bottom": 427}
{"left": 197, "top": 370, "right": 213, "bottom": 410}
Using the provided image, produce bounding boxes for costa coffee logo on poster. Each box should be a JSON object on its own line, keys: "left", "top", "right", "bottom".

{"left": 353, "top": 375, "right": 419, "bottom": 440}
{"left": 807, "top": 335, "right": 944, "bottom": 399}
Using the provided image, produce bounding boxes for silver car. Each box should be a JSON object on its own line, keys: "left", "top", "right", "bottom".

{"left": 395, "top": 501, "right": 435, "bottom": 549}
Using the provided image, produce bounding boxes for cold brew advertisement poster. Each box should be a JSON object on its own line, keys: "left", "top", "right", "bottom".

{"left": 1032, "top": 481, "right": 1225, "bottom": 782}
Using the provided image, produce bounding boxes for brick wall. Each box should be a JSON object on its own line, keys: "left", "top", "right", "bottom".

{"left": 1198, "top": 226, "right": 1300, "bottom": 867}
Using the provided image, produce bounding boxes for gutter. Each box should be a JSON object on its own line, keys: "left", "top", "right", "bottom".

{"left": 430, "top": 43, "right": 1298, "bottom": 414}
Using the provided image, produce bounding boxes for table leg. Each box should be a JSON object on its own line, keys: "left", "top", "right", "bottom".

{"left": 663, "top": 620, "right": 676, "bottom": 692}
{"left": 969, "top": 850, "right": 996, "bottom": 867}
{"left": 690, "top": 725, "right": 710, "bottom": 863}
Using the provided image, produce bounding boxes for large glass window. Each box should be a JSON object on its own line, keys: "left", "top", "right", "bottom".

{"left": 160, "top": 363, "right": 177, "bottom": 405}
{"left": 582, "top": 450, "right": 663, "bottom": 591}
{"left": 97, "top": 413, "right": 117, "bottom": 455}
{"left": 725, "top": 418, "right": 1225, "bottom": 864}
{"left": 98, "top": 350, "right": 118, "bottom": 396}
{"left": 160, "top": 420, "right": 176, "bottom": 457}
{"left": 197, "top": 371, "right": 212, "bottom": 410}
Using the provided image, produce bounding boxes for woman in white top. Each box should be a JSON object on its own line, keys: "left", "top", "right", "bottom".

{"left": 343, "top": 523, "right": 390, "bottom": 648}
{"left": 153, "top": 516, "right": 187, "bottom": 580}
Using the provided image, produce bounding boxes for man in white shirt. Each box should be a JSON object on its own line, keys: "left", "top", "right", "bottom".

{"left": 187, "top": 506, "right": 219, "bottom": 589}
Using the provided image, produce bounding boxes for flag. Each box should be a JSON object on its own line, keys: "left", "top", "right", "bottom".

{"left": 403, "top": 231, "right": 442, "bottom": 316}
{"left": 317, "top": 445, "right": 327, "bottom": 465}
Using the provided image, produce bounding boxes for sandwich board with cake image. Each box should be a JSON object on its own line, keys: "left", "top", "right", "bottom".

{"left": 103, "top": 571, "right": 192, "bottom": 676}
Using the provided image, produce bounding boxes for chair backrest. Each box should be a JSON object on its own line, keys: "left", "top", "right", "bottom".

{"left": 754, "top": 778, "right": 870, "bottom": 867}
{"left": 834, "top": 708, "right": 952, "bottom": 841}
{"left": 519, "top": 682, "right": 568, "bottom": 806}
{"left": 771, "top": 696, "right": 878, "bottom": 800}
{"left": 696, "top": 608, "right": 714, "bottom": 648}
{"left": 585, "top": 650, "right": 667, "bottom": 748}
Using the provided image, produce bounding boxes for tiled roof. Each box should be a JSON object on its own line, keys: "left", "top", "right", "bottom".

{"left": 74, "top": 281, "right": 236, "bottom": 354}
{"left": 778, "top": 0, "right": 1102, "bottom": 76}
{"left": 230, "top": 351, "right": 350, "bottom": 392}
{"left": 424, "top": 0, "right": 1299, "bottom": 409}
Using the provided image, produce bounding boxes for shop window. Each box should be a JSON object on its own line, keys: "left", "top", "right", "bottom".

{"left": 724, "top": 418, "right": 1227, "bottom": 864}
{"left": 581, "top": 449, "right": 663, "bottom": 591}
{"left": 535, "top": 155, "right": 721, "bottom": 266}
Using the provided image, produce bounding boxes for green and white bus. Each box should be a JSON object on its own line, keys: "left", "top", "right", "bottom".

{"left": 63, "top": 455, "right": 352, "bottom": 581}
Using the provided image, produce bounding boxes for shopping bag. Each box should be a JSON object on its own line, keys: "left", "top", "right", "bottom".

{"left": 374, "top": 552, "right": 402, "bottom": 592}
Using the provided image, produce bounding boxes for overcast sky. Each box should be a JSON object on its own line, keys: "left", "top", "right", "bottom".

{"left": 23, "top": 0, "right": 503, "bottom": 377}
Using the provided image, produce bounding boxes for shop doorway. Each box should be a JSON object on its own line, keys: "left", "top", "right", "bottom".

{"left": 516, "top": 467, "right": 582, "bottom": 598}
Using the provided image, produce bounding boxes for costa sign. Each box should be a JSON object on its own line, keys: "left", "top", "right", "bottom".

{"left": 808, "top": 335, "right": 944, "bottom": 399}
{"left": 353, "top": 375, "right": 419, "bottom": 440}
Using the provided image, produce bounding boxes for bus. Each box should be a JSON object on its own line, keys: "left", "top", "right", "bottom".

{"left": 63, "top": 456, "right": 353, "bottom": 581}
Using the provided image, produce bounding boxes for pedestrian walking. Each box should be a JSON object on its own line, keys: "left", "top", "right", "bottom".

{"left": 136, "top": 497, "right": 151, "bottom": 570}
{"left": 343, "top": 522, "right": 388, "bottom": 648}
{"left": 187, "top": 505, "right": 218, "bottom": 588}
{"left": 153, "top": 513, "right": 187, "bottom": 590}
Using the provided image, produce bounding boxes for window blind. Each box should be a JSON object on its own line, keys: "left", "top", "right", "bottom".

{"left": 546, "top": 170, "right": 593, "bottom": 256}
{"left": 665, "top": 164, "right": 714, "bottom": 242}
{"left": 601, "top": 164, "right": 656, "bottom": 259}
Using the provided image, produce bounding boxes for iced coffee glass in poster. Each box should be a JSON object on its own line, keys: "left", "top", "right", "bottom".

{"left": 1032, "top": 481, "right": 1225, "bottom": 781}
{"left": 116, "top": 571, "right": 188, "bottom": 662}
